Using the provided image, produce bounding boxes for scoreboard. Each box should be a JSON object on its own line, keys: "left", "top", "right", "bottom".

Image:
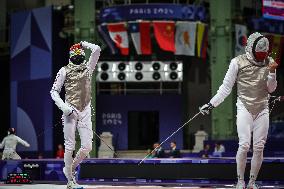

{"left": 6, "top": 173, "right": 32, "bottom": 184}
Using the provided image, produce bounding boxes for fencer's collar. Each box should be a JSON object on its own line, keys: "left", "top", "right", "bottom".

{"left": 67, "top": 60, "right": 87, "bottom": 70}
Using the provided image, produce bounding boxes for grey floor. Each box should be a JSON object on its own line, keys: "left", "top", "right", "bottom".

{"left": 0, "top": 184, "right": 228, "bottom": 189}
{"left": 1, "top": 184, "right": 283, "bottom": 189}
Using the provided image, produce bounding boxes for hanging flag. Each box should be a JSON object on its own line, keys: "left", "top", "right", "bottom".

{"left": 196, "top": 22, "right": 208, "bottom": 59}
{"left": 107, "top": 22, "right": 129, "bottom": 55}
{"left": 97, "top": 24, "right": 119, "bottom": 54}
{"left": 153, "top": 21, "right": 175, "bottom": 52}
{"left": 129, "top": 21, "right": 152, "bottom": 55}
{"left": 235, "top": 24, "right": 247, "bottom": 56}
{"left": 175, "top": 21, "right": 197, "bottom": 56}
{"left": 266, "top": 34, "right": 283, "bottom": 65}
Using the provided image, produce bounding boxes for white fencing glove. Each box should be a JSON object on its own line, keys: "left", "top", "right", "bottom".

{"left": 199, "top": 103, "right": 214, "bottom": 115}
{"left": 61, "top": 103, "right": 73, "bottom": 116}
{"left": 80, "top": 41, "right": 101, "bottom": 52}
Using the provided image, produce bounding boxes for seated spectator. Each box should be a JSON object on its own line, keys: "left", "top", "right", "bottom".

{"left": 199, "top": 144, "right": 211, "bottom": 158}
{"left": 56, "top": 144, "right": 64, "bottom": 159}
{"left": 152, "top": 142, "right": 165, "bottom": 158}
{"left": 38, "top": 153, "right": 43, "bottom": 159}
{"left": 213, "top": 142, "right": 225, "bottom": 157}
{"left": 146, "top": 149, "right": 155, "bottom": 158}
{"left": 169, "top": 141, "right": 181, "bottom": 158}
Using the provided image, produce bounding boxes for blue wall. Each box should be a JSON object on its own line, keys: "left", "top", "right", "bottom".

{"left": 96, "top": 94, "right": 183, "bottom": 150}
{"left": 10, "top": 7, "right": 53, "bottom": 154}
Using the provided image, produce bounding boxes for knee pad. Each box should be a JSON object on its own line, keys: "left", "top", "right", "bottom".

{"left": 81, "top": 138, "right": 93, "bottom": 153}
{"left": 81, "top": 144, "right": 92, "bottom": 155}
{"left": 64, "top": 141, "right": 75, "bottom": 152}
{"left": 239, "top": 142, "right": 250, "bottom": 152}
{"left": 64, "top": 149, "right": 73, "bottom": 155}
{"left": 253, "top": 140, "right": 265, "bottom": 152}
{"left": 64, "top": 145, "right": 75, "bottom": 152}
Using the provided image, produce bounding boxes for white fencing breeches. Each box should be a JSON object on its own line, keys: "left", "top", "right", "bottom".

{"left": 236, "top": 99, "right": 269, "bottom": 181}
{"left": 63, "top": 104, "right": 93, "bottom": 180}
{"left": 2, "top": 150, "right": 21, "bottom": 160}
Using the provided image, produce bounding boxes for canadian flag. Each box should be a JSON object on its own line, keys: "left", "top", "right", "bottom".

{"left": 98, "top": 24, "right": 119, "bottom": 54}
{"left": 153, "top": 21, "right": 175, "bottom": 52}
{"left": 107, "top": 22, "right": 129, "bottom": 55}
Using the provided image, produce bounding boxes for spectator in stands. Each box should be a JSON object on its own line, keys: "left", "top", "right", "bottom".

{"left": 215, "top": 142, "right": 226, "bottom": 152}
{"left": 199, "top": 144, "right": 211, "bottom": 158}
{"left": 146, "top": 148, "right": 155, "bottom": 158}
{"left": 38, "top": 153, "right": 43, "bottom": 159}
{"left": 152, "top": 142, "right": 165, "bottom": 158}
{"left": 213, "top": 142, "right": 225, "bottom": 157}
{"left": 56, "top": 144, "right": 64, "bottom": 159}
{"left": 169, "top": 141, "right": 181, "bottom": 158}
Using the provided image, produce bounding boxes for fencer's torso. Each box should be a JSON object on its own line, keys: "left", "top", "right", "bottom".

{"left": 2, "top": 135, "right": 21, "bottom": 151}
{"left": 64, "top": 62, "right": 92, "bottom": 111}
{"left": 236, "top": 54, "right": 270, "bottom": 115}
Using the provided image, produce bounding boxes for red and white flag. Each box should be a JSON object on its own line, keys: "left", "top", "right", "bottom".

{"left": 153, "top": 21, "right": 175, "bottom": 52}
{"left": 129, "top": 21, "right": 152, "bottom": 55}
{"left": 235, "top": 24, "right": 247, "bottom": 57}
{"left": 107, "top": 22, "right": 129, "bottom": 55}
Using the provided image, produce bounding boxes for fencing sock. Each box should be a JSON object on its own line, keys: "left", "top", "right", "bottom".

{"left": 64, "top": 150, "right": 74, "bottom": 181}
{"left": 236, "top": 146, "right": 249, "bottom": 181}
{"left": 249, "top": 150, "right": 263, "bottom": 185}
{"left": 72, "top": 148, "right": 89, "bottom": 173}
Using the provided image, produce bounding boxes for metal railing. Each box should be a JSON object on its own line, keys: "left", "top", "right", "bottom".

{"left": 96, "top": 81, "right": 182, "bottom": 95}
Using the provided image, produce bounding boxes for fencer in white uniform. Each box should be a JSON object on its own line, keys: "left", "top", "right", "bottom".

{"left": 200, "top": 32, "right": 278, "bottom": 189}
{"left": 50, "top": 42, "right": 100, "bottom": 189}
{"left": 0, "top": 128, "right": 30, "bottom": 160}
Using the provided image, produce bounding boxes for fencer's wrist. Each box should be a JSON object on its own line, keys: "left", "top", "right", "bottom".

{"left": 208, "top": 102, "right": 214, "bottom": 109}
{"left": 61, "top": 103, "right": 73, "bottom": 115}
{"left": 269, "top": 69, "right": 276, "bottom": 73}
{"left": 268, "top": 61, "right": 278, "bottom": 73}
{"left": 80, "top": 41, "right": 88, "bottom": 48}
{"left": 68, "top": 110, "right": 74, "bottom": 116}
{"left": 81, "top": 41, "right": 93, "bottom": 47}
{"left": 268, "top": 72, "right": 276, "bottom": 78}
{"left": 80, "top": 41, "right": 99, "bottom": 51}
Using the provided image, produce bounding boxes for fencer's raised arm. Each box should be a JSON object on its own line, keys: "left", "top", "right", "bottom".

{"left": 81, "top": 41, "right": 101, "bottom": 72}
{"left": 267, "top": 57, "right": 278, "bottom": 93}
{"left": 16, "top": 136, "right": 30, "bottom": 147}
{"left": 209, "top": 58, "right": 239, "bottom": 107}
{"left": 50, "top": 68, "right": 73, "bottom": 115}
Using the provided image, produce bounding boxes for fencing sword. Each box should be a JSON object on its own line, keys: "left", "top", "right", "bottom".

{"left": 138, "top": 111, "right": 202, "bottom": 166}
{"left": 269, "top": 95, "right": 283, "bottom": 114}
{"left": 75, "top": 116, "right": 119, "bottom": 157}
{"left": 64, "top": 112, "right": 119, "bottom": 157}
{"left": 93, "top": 131, "right": 119, "bottom": 157}
{"left": 138, "top": 95, "right": 283, "bottom": 166}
